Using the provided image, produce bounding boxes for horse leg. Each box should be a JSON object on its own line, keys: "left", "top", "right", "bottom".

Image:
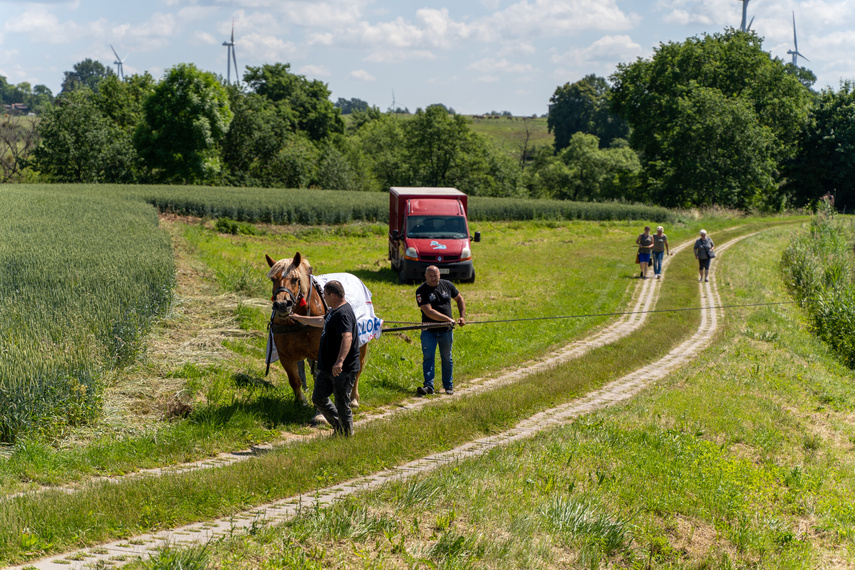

{"left": 280, "top": 360, "right": 309, "bottom": 406}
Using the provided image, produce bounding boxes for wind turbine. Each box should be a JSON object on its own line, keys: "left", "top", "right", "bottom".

{"left": 110, "top": 44, "right": 128, "bottom": 81}
{"left": 738, "top": 0, "right": 754, "bottom": 32}
{"left": 786, "top": 12, "right": 809, "bottom": 66}
{"left": 222, "top": 19, "right": 238, "bottom": 84}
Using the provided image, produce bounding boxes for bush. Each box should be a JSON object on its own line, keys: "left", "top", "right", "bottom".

{"left": 782, "top": 204, "right": 855, "bottom": 367}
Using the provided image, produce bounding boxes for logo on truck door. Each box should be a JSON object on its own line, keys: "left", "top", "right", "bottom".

{"left": 430, "top": 241, "right": 447, "bottom": 250}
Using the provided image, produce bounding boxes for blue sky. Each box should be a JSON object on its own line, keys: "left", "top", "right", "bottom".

{"left": 1, "top": 0, "right": 853, "bottom": 115}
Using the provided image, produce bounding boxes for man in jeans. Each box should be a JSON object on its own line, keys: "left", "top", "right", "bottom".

{"left": 415, "top": 266, "right": 466, "bottom": 396}
{"left": 290, "top": 280, "right": 359, "bottom": 435}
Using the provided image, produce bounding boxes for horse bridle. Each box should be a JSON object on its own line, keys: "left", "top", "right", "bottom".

{"left": 265, "top": 273, "right": 329, "bottom": 376}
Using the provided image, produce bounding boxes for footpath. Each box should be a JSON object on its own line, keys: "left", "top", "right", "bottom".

{"left": 6, "top": 234, "right": 747, "bottom": 570}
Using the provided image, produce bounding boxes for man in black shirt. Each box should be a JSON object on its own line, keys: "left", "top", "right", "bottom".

{"left": 290, "top": 280, "right": 359, "bottom": 435}
{"left": 415, "top": 265, "right": 466, "bottom": 396}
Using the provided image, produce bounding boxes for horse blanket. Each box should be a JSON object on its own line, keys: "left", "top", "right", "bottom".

{"left": 266, "top": 273, "right": 382, "bottom": 365}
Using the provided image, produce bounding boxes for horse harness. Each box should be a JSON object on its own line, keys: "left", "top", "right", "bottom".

{"left": 265, "top": 275, "right": 329, "bottom": 375}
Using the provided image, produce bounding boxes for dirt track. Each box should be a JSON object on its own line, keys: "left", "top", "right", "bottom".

{"left": 6, "top": 234, "right": 748, "bottom": 570}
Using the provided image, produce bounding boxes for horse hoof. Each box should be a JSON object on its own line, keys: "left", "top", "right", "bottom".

{"left": 351, "top": 399, "right": 360, "bottom": 409}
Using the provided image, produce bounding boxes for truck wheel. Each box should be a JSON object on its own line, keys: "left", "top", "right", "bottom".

{"left": 397, "top": 268, "right": 409, "bottom": 285}
{"left": 463, "top": 270, "right": 476, "bottom": 284}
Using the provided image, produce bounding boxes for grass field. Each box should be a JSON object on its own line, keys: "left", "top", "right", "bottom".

{"left": 131, "top": 224, "right": 855, "bottom": 569}
{"left": 0, "top": 209, "right": 807, "bottom": 565}
{"left": 468, "top": 115, "right": 553, "bottom": 156}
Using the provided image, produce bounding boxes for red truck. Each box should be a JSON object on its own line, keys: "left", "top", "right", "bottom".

{"left": 388, "top": 187, "right": 480, "bottom": 284}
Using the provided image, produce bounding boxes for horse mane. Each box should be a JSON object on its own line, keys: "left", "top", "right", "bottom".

{"left": 267, "top": 256, "right": 312, "bottom": 298}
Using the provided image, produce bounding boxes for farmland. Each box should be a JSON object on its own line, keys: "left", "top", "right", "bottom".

{"left": 2, "top": 183, "right": 854, "bottom": 568}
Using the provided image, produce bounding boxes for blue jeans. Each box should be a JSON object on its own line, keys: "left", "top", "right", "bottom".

{"left": 652, "top": 251, "right": 664, "bottom": 275}
{"left": 421, "top": 328, "right": 453, "bottom": 390}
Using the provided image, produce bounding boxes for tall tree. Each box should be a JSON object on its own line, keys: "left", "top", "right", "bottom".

{"left": 134, "top": 64, "right": 232, "bottom": 183}
{"left": 60, "top": 59, "right": 115, "bottom": 94}
{"left": 611, "top": 30, "right": 813, "bottom": 208}
{"left": 243, "top": 63, "right": 343, "bottom": 141}
{"left": 548, "top": 74, "right": 628, "bottom": 152}
{"left": 32, "top": 89, "right": 135, "bottom": 182}
{"left": 785, "top": 81, "right": 855, "bottom": 211}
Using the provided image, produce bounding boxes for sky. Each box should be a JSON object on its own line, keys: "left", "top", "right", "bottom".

{"left": 1, "top": 0, "right": 853, "bottom": 116}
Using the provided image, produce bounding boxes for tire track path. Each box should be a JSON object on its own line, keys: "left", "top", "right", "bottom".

{"left": 7, "top": 235, "right": 749, "bottom": 570}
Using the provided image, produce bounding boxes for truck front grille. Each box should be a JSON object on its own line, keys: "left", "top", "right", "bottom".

{"left": 420, "top": 255, "right": 460, "bottom": 262}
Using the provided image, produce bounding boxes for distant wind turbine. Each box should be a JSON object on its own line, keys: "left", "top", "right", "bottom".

{"left": 110, "top": 44, "right": 128, "bottom": 81}
{"left": 389, "top": 89, "right": 396, "bottom": 113}
{"left": 222, "top": 19, "right": 238, "bottom": 84}
{"left": 738, "top": 0, "right": 754, "bottom": 32}
{"left": 786, "top": 12, "right": 809, "bottom": 66}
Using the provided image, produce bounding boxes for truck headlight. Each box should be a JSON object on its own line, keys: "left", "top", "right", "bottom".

{"left": 460, "top": 246, "right": 471, "bottom": 261}
{"left": 404, "top": 247, "right": 418, "bottom": 260}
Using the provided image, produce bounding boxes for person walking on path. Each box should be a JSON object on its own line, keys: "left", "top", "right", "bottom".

{"left": 416, "top": 265, "right": 466, "bottom": 396}
{"left": 636, "top": 226, "right": 654, "bottom": 279}
{"left": 693, "top": 229, "right": 715, "bottom": 283}
{"left": 290, "top": 280, "right": 360, "bottom": 436}
{"left": 651, "top": 226, "right": 672, "bottom": 279}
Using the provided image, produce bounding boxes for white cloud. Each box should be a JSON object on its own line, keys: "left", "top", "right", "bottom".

{"left": 364, "top": 49, "right": 436, "bottom": 64}
{"left": 476, "top": 0, "right": 639, "bottom": 42}
{"left": 468, "top": 57, "right": 535, "bottom": 74}
{"left": 193, "top": 31, "right": 217, "bottom": 45}
{"left": 300, "top": 64, "right": 330, "bottom": 77}
{"left": 237, "top": 32, "right": 297, "bottom": 61}
{"left": 350, "top": 69, "right": 376, "bottom": 81}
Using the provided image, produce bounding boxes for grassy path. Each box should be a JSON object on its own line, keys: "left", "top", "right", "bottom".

{"left": 2, "top": 226, "right": 785, "bottom": 569}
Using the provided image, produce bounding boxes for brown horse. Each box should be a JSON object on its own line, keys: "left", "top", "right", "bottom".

{"left": 265, "top": 252, "right": 367, "bottom": 409}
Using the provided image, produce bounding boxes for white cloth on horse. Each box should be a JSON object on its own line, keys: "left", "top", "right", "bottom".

{"left": 266, "top": 273, "right": 382, "bottom": 365}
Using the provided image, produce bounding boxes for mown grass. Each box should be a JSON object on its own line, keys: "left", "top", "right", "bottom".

{"left": 0, "top": 222, "right": 786, "bottom": 565}
{"left": 0, "top": 185, "right": 173, "bottom": 442}
{"left": 174, "top": 224, "right": 855, "bottom": 569}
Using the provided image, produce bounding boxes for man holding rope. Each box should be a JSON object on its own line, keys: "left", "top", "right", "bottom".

{"left": 415, "top": 265, "right": 466, "bottom": 396}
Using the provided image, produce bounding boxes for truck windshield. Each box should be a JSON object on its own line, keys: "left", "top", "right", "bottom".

{"left": 406, "top": 216, "right": 468, "bottom": 239}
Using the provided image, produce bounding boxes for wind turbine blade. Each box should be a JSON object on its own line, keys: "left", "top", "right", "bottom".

{"left": 231, "top": 18, "right": 235, "bottom": 43}
{"left": 747, "top": 16, "right": 754, "bottom": 31}
{"left": 232, "top": 48, "right": 238, "bottom": 82}
{"left": 110, "top": 44, "right": 121, "bottom": 60}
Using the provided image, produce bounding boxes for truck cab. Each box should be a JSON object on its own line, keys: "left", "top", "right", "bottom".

{"left": 388, "top": 187, "right": 480, "bottom": 284}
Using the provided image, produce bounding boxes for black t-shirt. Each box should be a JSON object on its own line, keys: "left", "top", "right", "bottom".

{"left": 318, "top": 303, "right": 360, "bottom": 373}
{"left": 415, "top": 279, "right": 459, "bottom": 323}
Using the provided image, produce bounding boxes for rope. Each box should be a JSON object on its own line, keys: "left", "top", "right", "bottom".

{"left": 380, "top": 301, "right": 794, "bottom": 333}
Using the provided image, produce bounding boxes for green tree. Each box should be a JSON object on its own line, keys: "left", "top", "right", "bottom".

{"left": 785, "top": 81, "right": 855, "bottom": 211}
{"left": 243, "top": 63, "right": 343, "bottom": 142}
{"left": 611, "top": 30, "right": 813, "bottom": 208}
{"left": 134, "top": 63, "right": 232, "bottom": 183}
{"left": 32, "top": 89, "right": 135, "bottom": 182}
{"left": 221, "top": 90, "right": 288, "bottom": 182}
{"left": 335, "top": 97, "right": 370, "bottom": 114}
{"left": 95, "top": 73, "right": 155, "bottom": 131}
{"left": 60, "top": 58, "right": 115, "bottom": 94}
{"left": 403, "top": 105, "right": 521, "bottom": 196}
{"left": 548, "top": 74, "right": 628, "bottom": 151}
{"left": 526, "top": 133, "right": 641, "bottom": 201}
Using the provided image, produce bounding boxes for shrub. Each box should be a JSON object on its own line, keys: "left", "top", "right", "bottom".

{"left": 782, "top": 205, "right": 855, "bottom": 367}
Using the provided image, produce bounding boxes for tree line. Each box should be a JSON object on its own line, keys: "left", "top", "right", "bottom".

{"left": 4, "top": 29, "right": 855, "bottom": 210}
{"left": 547, "top": 30, "right": 853, "bottom": 211}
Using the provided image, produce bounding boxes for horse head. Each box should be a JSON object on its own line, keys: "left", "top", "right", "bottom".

{"left": 266, "top": 252, "right": 313, "bottom": 319}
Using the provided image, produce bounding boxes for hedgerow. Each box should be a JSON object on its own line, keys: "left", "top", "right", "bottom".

{"left": 781, "top": 205, "right": 855, "bottom": 367}
{"left": 0, "top": 186, "right": 174, "bottom": 441}
{"left": 130, "top": 185, "right": 678, "bottom": 225}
